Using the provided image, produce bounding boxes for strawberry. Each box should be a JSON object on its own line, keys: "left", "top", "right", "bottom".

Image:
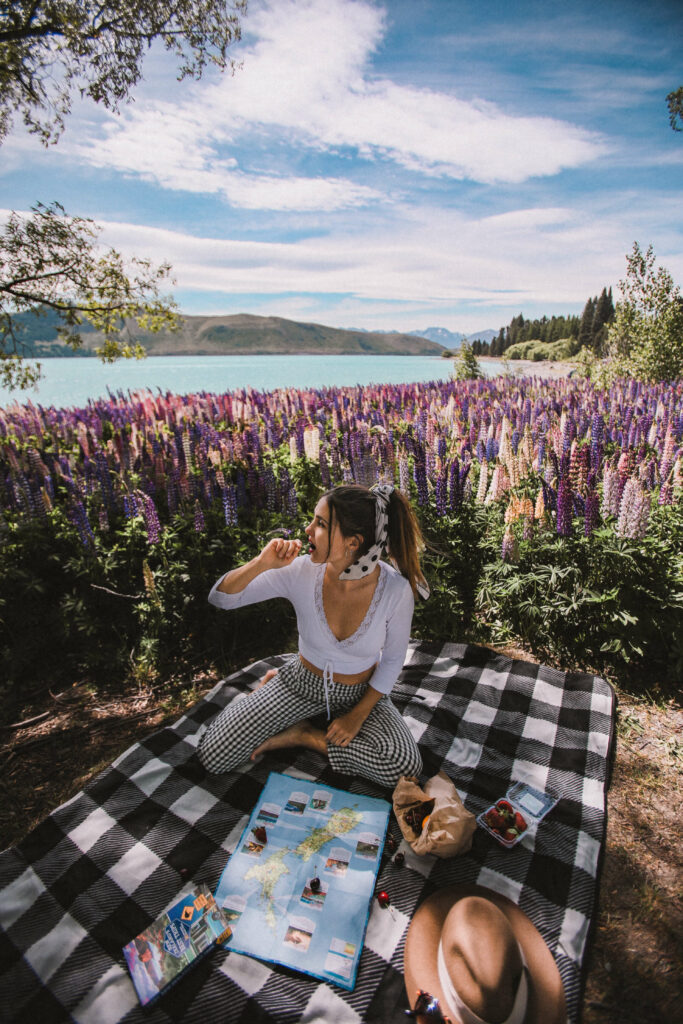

{"left": 486, "top": 809, "right": 507, "bottom": 832}
{"left": 503, "top": 827, "right": 518, "bottom": 842}
{"left": 514, "top": 812, "right": 527, "bottom": 832}
{"left": 497, "top": 800, "right": 514, "bottom": 822}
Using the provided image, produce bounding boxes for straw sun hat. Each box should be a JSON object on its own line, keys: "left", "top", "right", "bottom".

{"left": 404, "top": 885, "right": 566, "bottom": 1024}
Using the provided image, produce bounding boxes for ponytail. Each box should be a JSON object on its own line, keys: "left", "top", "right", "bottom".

{"left": 386, "top": 489, "right": 427, "bottom": 599}
{"left": 322, "top": 483, "right": 427, "bottom": 598}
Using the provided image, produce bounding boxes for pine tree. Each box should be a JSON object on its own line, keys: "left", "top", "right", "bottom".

{"left": 578, "top": 297, "right": 596, "bottom": 349}
{"left": 591, "top": 287, "right": 616, "bottom": 353}
{"left": 453, "top": 341, "right": 483, "bottom": 380}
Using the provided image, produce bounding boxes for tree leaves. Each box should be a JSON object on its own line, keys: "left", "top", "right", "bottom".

{"left": 0, "top": 202, "right": 179, "bottom": 389}
{"left": 0, "top": 0, "right": 246, "bottom": 145}
{"left": 604, "top": 243, "right": 683, "bottom": 383}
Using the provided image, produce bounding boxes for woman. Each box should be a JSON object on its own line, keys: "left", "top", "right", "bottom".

{"left": 197, "top": 483, "right": 427, "bottom": 789}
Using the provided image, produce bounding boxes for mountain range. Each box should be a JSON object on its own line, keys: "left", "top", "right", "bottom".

{"left": 409, "top": 326, "right": 497, "bottom": 347}
{"left": 6, "top": 309, "right": 496, "bottom": 358}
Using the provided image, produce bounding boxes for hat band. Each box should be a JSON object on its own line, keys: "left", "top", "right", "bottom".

{"left": 436, "top": 940, "right": 529, "bottom": 1024}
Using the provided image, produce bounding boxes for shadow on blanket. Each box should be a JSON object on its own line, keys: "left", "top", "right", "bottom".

{"left": 0, "top": 641, "right": 615, "bottom": 1024}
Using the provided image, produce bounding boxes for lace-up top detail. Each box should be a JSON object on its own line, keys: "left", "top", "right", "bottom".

{"left": 314, "top": 561, "right": 387, "bottom": 647}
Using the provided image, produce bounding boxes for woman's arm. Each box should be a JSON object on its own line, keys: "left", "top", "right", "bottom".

{"left": 209, "top": 537, "right": 302, "bottom": 609}
{"left": 217, "top": 537, "right": 302, "bottom": 594}
{"left": 367, "top": 580, "right": 414, "bottom": 695}
{"left": 326, "top": 686, "right": 383, "bottom": 747}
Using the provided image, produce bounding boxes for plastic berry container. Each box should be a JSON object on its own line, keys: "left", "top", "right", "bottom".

{"left": 477, "top": 782, "right": 559, "bottom": 848}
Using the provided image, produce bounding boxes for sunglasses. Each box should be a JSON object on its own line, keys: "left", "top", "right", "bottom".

{"left": 405, "top": 990, "right": 452, "bottom": 1023}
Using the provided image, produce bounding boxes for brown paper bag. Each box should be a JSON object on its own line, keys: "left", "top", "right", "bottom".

{"left": 392, "top": 771, "right": 476, "bottom": 858}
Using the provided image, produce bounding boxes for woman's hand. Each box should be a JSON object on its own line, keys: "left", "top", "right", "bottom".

{"left": 255, "top": 668, "right": 278, "bottom": 690}
{"left": 257, "top": 537, "right": 302, "bottom": 571}
{"left": 326, "top": 710, "right": 364, "bottom": 748}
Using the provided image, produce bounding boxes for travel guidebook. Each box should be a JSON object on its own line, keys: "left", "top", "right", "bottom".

{"left": 122, "top": 884, "right": 232, "bottom": 1006}
{"left": 215, "top": 772, "right": 391, "bottom": 990}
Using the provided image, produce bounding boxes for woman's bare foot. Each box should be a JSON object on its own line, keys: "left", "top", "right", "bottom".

{"left": 250, "top": 720, "right": 327, "bottom": 761}
{"left": 255, "top": 668, "right": 278, "bottom": 690}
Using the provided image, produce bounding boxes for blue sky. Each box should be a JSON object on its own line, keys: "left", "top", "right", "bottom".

{"left": 2, "top": 0, "right": 682, "bottom": 334}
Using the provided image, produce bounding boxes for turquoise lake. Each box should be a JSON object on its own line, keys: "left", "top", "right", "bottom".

{"left": 0, "top": 354, "right": 506, "bottom": 410}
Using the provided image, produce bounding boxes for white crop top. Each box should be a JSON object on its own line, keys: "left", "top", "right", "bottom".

{"left": 208, "top": 555, "right": 414, "bottom": 695}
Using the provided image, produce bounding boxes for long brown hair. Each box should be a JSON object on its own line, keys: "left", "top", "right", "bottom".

{"left": 323, "top": 484, "right": 426, "bottom": 597}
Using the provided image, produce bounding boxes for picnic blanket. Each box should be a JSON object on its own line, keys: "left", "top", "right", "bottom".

{"left": 0, "top": 641, "right": 615, "bottom": 1024}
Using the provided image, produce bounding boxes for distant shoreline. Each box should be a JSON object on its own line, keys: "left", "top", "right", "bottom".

{"left": 477, "top": 355, "right": 575, "bottom": 379}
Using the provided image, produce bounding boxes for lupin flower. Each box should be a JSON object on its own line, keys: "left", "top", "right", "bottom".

{"left": 303, "top": 426, "right": 321, "bottom": 461}
{"left": 138, "top": 491, "right": 161, "bottom": 544}
{"left": 536, "top": 435, "right": 546, "bottom": 471}
{"left": 182, "top": 432, "right": 193, "bottom": 472}
{"left": 485, "top": 437, "right": 498, "bottom": 462}
{"left": 476, "top": 460, "right": 488, "bottom": 503}
{"left": 448, "top": 459, "right": 461, "bottom": 511}
{"left": 413, "top": 459, "right": 428, "bottom": 506}
{"left": 68, "top": 501, "right": 95, "bottom": 547}
{"left": 534, "top": 487, "right": 545, "bottom": 520}
{"left": 506, "top": 452, "right": 521, "bottom": 488}
{"left": 142, "top": 560, "right": 157, "bottom": 600}
{"left": 584, "top": 491, "right": 600, "bottom": 536}
{"left": 674, "top": 457, "right": 682, "bottom": 490}
{"left": 398, "top": 455, "right": 410, "bottom": 496}
{"left": 222, "top": 486, "right": 238, "bottom": 526}
{"left": 498, "top": 417, "right": 511, "bottom": 463}
{"left": 319, "top": 448, "right": 331, "bottom": 488}
{"left": 123, "top": 493, "right": 139, "bottom": 519}
{"left": 484, "top": 466, "right": 500, "bottom": 505}
{"left": 616, "top": 478, "right": 650, "bottom": 539}
{"left": 658, "top": 482, "right": 673, "bottom": 506}
{"left": 286, "top": 482, "right": 298, "bottom": 517}
{"left": 601, "top": 466, "right": 622, "bottom": 518}
{"left": 617, "top": 451, "right": 632, "bottom": 481}
{"left": 501, "top": 525, "right": 519, "bottom": 563}
{"left": 193, "top": 499, "right": 205, "bottom": 533}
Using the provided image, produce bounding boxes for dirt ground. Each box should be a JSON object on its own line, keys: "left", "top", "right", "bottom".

{"left": 1, "top": 655, "right": 681, "bottom": 1024}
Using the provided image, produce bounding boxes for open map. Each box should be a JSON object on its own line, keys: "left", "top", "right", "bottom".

{"left": 214, "top": 772, "right": 391, "bottom": 990}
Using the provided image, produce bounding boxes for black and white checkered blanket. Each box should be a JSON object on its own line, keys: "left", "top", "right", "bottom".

{"left": 0, "top": 641, "right": 615, "bottom": 1024}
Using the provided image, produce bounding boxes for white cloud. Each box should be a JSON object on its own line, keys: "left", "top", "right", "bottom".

{"left": 63, "top": 0, "right": 605, "bottom": 209}
{"left": 92, "top": 192, "right": 683, "bottom": 329}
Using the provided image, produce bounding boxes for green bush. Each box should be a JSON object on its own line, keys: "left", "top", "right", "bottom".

{"left": 2, "top": 468, "right": 682, "bottom": 715}
{"left": 0, "top": 503, "right": 301, "bottom": 709}
{"left": 477, "top": 507, "right": 683, "bottom": 684}
{"left": 506, "top": 338, "right": 574, "bottom": 361}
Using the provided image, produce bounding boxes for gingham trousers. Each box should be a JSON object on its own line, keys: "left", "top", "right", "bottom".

{"left": 197, "top": 656, "right": 422, "bottom": 789}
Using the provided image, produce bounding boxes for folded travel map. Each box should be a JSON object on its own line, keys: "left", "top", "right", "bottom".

{"left": 214, "top": 772, "right": 391, "bottom": 990}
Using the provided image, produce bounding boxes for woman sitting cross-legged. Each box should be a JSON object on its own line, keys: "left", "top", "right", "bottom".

{"left": 197, "top": 483, "right": 428, "bottom": 789}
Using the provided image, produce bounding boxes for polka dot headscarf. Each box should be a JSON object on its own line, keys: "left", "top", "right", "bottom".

{"left": 338, "top": 483, "right": 393, "bottom": 581}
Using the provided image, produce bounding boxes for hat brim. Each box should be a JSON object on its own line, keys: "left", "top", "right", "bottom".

{"left": 404, "top": 884, "right": 566, "bottom": 1024}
